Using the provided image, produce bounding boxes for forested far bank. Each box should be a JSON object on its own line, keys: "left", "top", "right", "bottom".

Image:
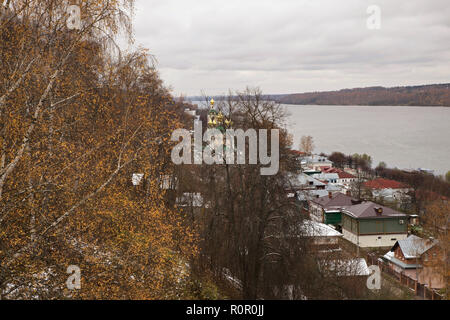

{"left": 274, "top": 84, "right": 450, "bottom": 106}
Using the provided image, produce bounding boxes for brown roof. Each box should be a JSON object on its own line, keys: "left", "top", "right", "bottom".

{"left": 311, "top": 193, "right": 354, "bottom": 209}
{"left": 342, "top": 201, "right": 406, "bottom": 219}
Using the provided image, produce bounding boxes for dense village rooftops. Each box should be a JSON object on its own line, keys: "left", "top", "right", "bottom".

{"left": 311, "top": 192, "right": 354, "bottom": 209}
{"left": 342, "top": 201, "right": 406, "bottom": 219}
{"left": 363, "top": 178, "right": 408, "bottom": 190}
{"left": 391, "top": 235, "right": 438, "bottom": 259}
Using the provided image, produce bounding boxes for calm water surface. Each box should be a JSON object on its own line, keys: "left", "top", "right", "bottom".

{"left": 284, "top": 105, "right": 450, "bottom": 175}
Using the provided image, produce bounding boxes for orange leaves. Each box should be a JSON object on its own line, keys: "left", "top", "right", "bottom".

{"left": 0, "top": 0, "right": 198, "bottom": 300}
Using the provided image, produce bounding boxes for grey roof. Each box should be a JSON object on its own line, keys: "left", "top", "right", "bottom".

{"left": 298, "top": 220, "right": 343, "bottom": 237}
{"left": 342, "top": 201, "right": 406, "bottom": 219}
{"left": 303, "top": 155, "right": 333, "bottom": 164}
{"left": 325, "top": 184, "right": 341, "bottom": 192}
{"left": 392, "top": 235, "right": 438, "bottom": 259}
{"left": 297, "top": 189, "right": 330, "bottom": 201}
{"left": 312, "top": 173, "right": 339, "bottom": 181}
{"left": 311, "top": 193, "right": 354, "bottom": 209}
{"left": 287, "top": 173, "right": 326, "bottom": 189}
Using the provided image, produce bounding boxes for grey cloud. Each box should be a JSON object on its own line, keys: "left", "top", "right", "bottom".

{"left": 128, "top": 0, "right": 450, "bottom": 95}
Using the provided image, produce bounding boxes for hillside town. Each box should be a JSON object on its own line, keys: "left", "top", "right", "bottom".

{"left": 1, "top": 1, "right": 449, "bottom": 314}
{"left": 170, "top": 101, "right": 449, "bottom": 300}
{"left": 287, "top": 151, "right": 448, "bottom": 299}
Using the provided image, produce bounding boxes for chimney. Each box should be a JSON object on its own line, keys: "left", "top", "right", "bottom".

{"left": 328, "top": 191, "right": 332, "bottom": 199}
{"left": 374, "top": 207, "right": 383, "bottom": 215}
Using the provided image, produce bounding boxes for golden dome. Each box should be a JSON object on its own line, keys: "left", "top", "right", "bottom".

{"left": 210, "top": 98, "right": 215, "bottom": 106}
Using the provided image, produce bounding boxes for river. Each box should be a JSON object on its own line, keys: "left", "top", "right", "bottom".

{"left": 284, "top": 105, "right": 450, "bottom": 175}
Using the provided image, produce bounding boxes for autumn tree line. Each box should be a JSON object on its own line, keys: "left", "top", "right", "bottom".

{"left": 0, "top": 0, "right": 200, "bottom": 299}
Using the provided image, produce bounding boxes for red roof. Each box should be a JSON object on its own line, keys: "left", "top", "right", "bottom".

{"left": 321, "top": 167, "right": 355, "bottom": 179}
{"left": 290, "top": 150, "right": 306, "bottom": 156}
{"left": 337, "top": 171, "right": 355, "bottom": 179}
{"left": 321, "top": 166, "right": 337, "bottom": 172}
{"left": 363, "top": 178, "right": 408, "bottom": 190}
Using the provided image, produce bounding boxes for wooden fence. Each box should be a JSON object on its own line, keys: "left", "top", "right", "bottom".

{"left": 366, "top": 253, "right": 444, "bottom": 300}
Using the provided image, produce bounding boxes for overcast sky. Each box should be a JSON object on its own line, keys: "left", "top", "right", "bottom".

{"left": 128, "top": 0, "right": 450, "bottom": 96}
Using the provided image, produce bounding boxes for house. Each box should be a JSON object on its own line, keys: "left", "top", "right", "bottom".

{"left": 291, "top": 173, "right": 343, "bottom": 213}
{"left": 286, "top": 173, "right": 326, "bottom": 192}
{"left": 301, "top": 155, "right": 333, "bottom": 171}
{"left": 341, "top": 202, "right": 408, "bottom": 248}
{"left": 184, "top": 108, "right": 197, "bottom": 117}
{"left": 309, "top": 192, "right": 356, "bottom": 226}
{"left": 383, "top": 235, "right": 445, "bottom": 289}
{"left": 289, "top": 149, "right": 306, "bottom": 160}
{"left": 303, "top": 168, "right": 322, "bottom": 176}
{"left": 363, "top": 178, "right": 410, "bottom": 203}
{"left": 320, "top": 167, "right": 356, "bottom": 185}
{"left": 317, "top": 258, "right": 371, "bottom": 297}
{"left": 418, "top": 168, "right": 434, "bottom": 175}
{"left": 298, "top": 220, "right": 343, "bottom": 251}
{"left": 176, "top": 192, "right": 205, "bottom": 207}
{"left": 159, "top": 174, "right": 178, "bottom": 190}
{"left": 312, "top": 173, "right": 339, "bottom": 184}
{"left": 336, "top": 170, "right": 356, "bottom": 185}
{"left": 131, "top": 173, "right": 144, "bottom": 186}
{"left": 318, "top": 258, "right": 370, "bottom": 277}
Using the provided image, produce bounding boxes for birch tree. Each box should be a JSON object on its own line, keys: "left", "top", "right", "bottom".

{"left": 0, "top": 0, "right": 197, "bottom": 299}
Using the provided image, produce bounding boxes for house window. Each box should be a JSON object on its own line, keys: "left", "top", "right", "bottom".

{"left": 391, "top": 238, "right": 397, "bottom": 241}
{"left": 424, "top": 253, "right": 428, "bottom": 261}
